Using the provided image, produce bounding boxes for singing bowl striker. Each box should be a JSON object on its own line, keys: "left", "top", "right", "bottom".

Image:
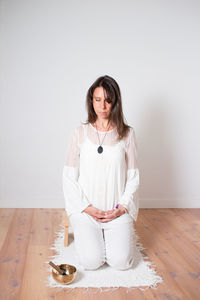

{"left": 52, "top": 264, "right": 77, "bottom": 284}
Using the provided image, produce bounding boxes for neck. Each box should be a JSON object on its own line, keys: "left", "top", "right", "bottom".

{"left": 95, "top": 118, "right": 111, "bottom": 129}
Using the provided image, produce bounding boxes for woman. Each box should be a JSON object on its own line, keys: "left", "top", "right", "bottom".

{"left": 63, "top": 75, "right": 139, "bottom": 271}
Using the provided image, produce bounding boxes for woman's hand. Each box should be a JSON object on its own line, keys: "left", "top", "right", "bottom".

{"left": 97, "top": 205, "right": 127, "bottom": 222}
{"left": 83, "top": 205, "right": 108, "bottom": 220}
{"left": 85, "top": 205, "right": 127, "bottom": 223}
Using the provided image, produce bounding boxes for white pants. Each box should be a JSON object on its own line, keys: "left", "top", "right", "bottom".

{"left": 69, "top": 212, "right": 135, "bottom": 271}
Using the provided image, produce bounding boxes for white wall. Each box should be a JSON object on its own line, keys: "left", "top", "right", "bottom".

{"left": 0, "top": 0, "right": 200, "bottom": 208}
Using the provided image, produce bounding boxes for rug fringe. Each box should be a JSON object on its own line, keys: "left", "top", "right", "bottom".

{"left": 46, "top": 285, "right": 160, "bottom": 294}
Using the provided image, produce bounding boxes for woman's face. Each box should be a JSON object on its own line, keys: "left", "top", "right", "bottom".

{"left": 92, "top": 87, "right": 112, "bottom": 120}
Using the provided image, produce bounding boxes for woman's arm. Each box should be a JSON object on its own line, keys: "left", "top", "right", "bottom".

{"left": 63, "top": 165, "right": 91, "bottom": 215}
{"left": 62, "top": 126, "right": 91, "bottom": 216}
{"left": 118, "top": 127, "right": 140, "bottom": 222}
{"left": 118, "top": 168, "right": 139, "bottom": 221}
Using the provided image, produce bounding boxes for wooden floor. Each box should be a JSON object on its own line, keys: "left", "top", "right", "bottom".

{"left": 0, "top": 208, "right": 199, "bottom": 300}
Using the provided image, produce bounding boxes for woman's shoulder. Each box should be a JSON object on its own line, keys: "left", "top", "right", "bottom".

{"left": 70, "top": 122, "right": 88, "bottom": 143}
{"left": 72, "top": 122, "right": 87, "bottom": 132}
{"left": 128, "top": 125, "right": 136, "bottom": 136}
{"left": 123, "top": 125, "right": 137, "bottom": 148}
{"left": 127, "top": 124, "right": 136, "bottom": 131}
{"left": 124, "top": 125, "right": 135, "bottom": 138}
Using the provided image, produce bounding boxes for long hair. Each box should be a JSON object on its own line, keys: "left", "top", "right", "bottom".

{"left": 83, "top": 75, "right": 131, "bottom": 141}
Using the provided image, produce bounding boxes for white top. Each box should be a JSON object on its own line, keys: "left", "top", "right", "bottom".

{"left": 62, "top": 122, "right": 140, "bottom": 222}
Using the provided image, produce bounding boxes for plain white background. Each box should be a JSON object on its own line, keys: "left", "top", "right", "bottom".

{"left": 0, "top": 0, "right": 200, "bottom": 208}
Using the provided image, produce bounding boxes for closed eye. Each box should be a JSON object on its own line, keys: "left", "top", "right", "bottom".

{"left": 94, "top": 97, "right": 112, "bottom": 104}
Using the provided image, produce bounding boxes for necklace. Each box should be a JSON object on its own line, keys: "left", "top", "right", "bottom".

{"left": 94, "top": 121, "right": 111, "bottom": 154}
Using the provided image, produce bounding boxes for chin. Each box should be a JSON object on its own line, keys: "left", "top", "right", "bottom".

{"left": 98, "top": 113, "right": 109, "bottom": 118}
{"left": 98, "top": 116, "right": 109, "bottom": 120}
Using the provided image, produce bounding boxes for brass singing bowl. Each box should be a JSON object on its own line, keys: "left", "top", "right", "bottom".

{"left": 52, "top": 264, "right": 77, "bottom": 284}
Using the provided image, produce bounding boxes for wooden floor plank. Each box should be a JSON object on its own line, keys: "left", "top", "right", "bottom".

{"left": 0, "top": 209, "right": 15, "bottom": 250}
{"left": 0, "top": 209, "right": 34, "bottom": 300}
{"left": 135, "top": 209, "right": 200, "bottom": 300}
{"left": 142, "top": 209, "right": 200, "bottom": 271}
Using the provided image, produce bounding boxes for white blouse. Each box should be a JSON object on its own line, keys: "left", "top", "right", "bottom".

{"left": 62, "top": 122, "right": 140, "bottom": 222}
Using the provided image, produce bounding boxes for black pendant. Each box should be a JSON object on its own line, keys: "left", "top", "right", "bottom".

{"left": 97, "top": 146, "right": 103, "bottom": 154}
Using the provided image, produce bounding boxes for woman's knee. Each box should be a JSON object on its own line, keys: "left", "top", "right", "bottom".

{"left": 106, "top": 253, "right": 134, "bottom": 270}
{"left": 79, "top": 252, "right": 105, "bottom": 270}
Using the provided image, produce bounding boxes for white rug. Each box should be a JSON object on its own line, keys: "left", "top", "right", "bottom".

{"left": 46, "top": 225, "right": 163, "bottom": 293}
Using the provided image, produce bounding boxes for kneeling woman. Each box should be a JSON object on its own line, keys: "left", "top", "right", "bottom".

{"left": 63, "top": 75, "right": 140, "bottom": 270}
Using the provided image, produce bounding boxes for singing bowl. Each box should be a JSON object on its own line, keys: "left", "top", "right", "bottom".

{"left": 52, "top": 264, "right": 77, "bottom": 284}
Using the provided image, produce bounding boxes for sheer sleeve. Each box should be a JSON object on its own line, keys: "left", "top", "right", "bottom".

{"left": 119, "top": 127, "right": 140, "bottom": 221}
{"left": 62, "top": 126, "right": 90, "bottom": 216}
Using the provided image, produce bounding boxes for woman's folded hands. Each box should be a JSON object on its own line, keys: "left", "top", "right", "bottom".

{"left": 83, "top": 204, "right": 127, "bottom": 222}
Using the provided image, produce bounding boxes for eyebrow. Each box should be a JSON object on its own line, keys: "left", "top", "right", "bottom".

{"left": 94, "top": 96, "right": 108, "bottom": 100}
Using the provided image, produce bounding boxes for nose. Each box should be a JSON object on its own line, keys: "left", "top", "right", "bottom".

{"left": 101, "top": 100, "right": 106, "bottom": 109}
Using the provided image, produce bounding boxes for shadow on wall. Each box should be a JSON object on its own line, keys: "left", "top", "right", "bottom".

{"left": 133, "top": 94, "right": 183, "bottom": 208}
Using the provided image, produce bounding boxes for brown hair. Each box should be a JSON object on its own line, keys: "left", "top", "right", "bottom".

{"left": 83, "top": 75, "right": 131, "bottom": 141}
